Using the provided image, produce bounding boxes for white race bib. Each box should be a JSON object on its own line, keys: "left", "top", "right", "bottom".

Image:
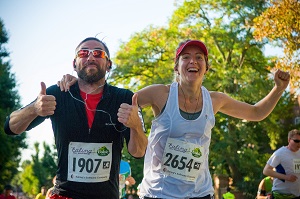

{"left": 67, "top": 142, "right": 112, "bottom": 183}
{"left": 161, "top": 138, "right": 204, "bottom": 182}
{"left": 294, "top": 159, "right": 300, "bottom": 173}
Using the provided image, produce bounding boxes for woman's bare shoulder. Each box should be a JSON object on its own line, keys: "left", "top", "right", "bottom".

{"left": 209, "top": 91, "right": 229, "bottom": 113}
{"left": 144, "top": 83, "right": 170, "bottom": 89}
{"left": 137, "top": 84, "right": 170, "bottom": 109}
{"left": 209, "top": 90, "right": 227, "bottom": 99}
{"left": 139, "top": 84, "right": 170, "bottom": 94}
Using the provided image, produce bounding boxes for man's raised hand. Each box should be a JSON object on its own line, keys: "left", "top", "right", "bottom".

{"left": 118, "top": 93, "right": 139, "bottom": 128}
{"left": 34, "top": 82, "right": 56, "bottom": 116}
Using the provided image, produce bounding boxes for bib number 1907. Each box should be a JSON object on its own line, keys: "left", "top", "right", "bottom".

{"left": 73, "top": 158, "right": 101, "bottom": 173}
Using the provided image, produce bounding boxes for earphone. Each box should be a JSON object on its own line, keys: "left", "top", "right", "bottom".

{"left": 67, "top": 89, "right": 127, "bottom": 133}
{"left": 73, "top": 59, "right": 76, "bottom": 68}
{"left": 107, "top": 60, "right": 112, "bottom": 70}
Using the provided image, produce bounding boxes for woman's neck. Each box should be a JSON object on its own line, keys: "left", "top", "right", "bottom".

{"left": 179, "top": 82, "right": 202, "bottom": 98}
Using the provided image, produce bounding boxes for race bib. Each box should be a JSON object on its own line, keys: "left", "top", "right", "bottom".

{"left": 294, "top": 158, "right": 300, "bottom": 173}
{"left": 161, "top": 138, "right": 204, "bottom": 182}
{"left": 67, "top": 142, "right": 112, "bottom": 183}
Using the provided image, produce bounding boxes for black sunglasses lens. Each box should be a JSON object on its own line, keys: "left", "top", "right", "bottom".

{"left": 293, "top": 139, "right": 300, "bottom": 143}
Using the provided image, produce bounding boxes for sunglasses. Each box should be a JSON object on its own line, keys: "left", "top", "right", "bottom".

{"left": 76, "top": 49, "right": 108, "bottom": 59}
{"left": 292, "top": 139, "right": 300, "bottom": 143}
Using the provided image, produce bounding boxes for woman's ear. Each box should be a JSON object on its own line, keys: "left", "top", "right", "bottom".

{"left": 174, "top": 67, "right": 180, "bottom": 75}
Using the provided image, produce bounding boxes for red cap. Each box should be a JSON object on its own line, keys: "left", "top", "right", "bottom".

{"left": 175, "top": 40, "right": 208, "bottom": 60}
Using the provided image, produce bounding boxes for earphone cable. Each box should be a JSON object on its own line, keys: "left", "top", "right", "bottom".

{"left": 67, "top": 90, "right": 127, "bottom": 132}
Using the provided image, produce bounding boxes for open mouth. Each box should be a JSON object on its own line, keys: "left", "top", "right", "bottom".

{"left": 187, "top": 68, "right": 199, "bottom": 72}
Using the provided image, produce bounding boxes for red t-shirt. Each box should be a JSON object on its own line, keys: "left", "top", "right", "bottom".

{"left": 0, "top": 194, "right": 16, "bottom": 199}
{"left": 80, "top": 90, "right": 103, "bottom": 128}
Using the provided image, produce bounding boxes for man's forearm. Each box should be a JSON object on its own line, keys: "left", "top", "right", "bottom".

{"left": 9, "top": 103, "right": 38, "bottom": 134}
{"left": 128, "top": 125, "right": 148, "bottom": 158}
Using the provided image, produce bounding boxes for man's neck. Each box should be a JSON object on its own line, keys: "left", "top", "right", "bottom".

{"left": 287, "top": 145, "right": 299, "bottom": 152}
{"left": 78, "top": 80, "right": 106, "bottom": 94}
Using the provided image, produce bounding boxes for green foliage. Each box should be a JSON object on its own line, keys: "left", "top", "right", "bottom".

{"left": 112, "top": 0, "right": 297, "bottom": 197}
{"left": 41, "top": 142, "right": 58, "bottom": 185}
{"left": 121, "top": 145, "right": 145, "bottom": 194}
{"left": 0, "top": 18, "right": 57, "bottom": 195}
{"left": 253, "top": 0, "right": 300, "bottom": 86}
{"left": 0, "top": 18, "right": 27, "bottom": 191}
{"left": 20, "top": 142, "right": 57, "bottom": 196}
{"left": 32, "top": 142, "right": 48, "bottom": 191}
{"left": 21, "top": 164, "right": 39, "bottom": 197}
{"left": 112, "top": 26, "right": 175, "bottom": 91}
{"left": 1, "top": 1, "right": 297, "bottom": 197}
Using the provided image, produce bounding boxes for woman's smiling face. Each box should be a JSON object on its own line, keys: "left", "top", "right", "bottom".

{"left": 177, "top": 45, "right": 207, "bottom": 83}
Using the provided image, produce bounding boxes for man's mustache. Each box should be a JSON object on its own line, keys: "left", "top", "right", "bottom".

{"left": 83, "top": 61, "right": 100, "bottom": 68}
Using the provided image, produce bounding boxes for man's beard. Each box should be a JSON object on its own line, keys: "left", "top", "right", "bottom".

{"left": 77, "top": 65, "right": 106, "bottom": 84}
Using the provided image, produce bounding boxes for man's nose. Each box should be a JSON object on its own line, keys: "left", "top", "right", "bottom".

{"left": 87, "top": 52, "right": 95, "bottom": 60}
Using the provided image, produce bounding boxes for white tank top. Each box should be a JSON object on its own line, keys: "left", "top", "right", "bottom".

{"left": 140, "top": 82, "right": 215, "bottom": 199}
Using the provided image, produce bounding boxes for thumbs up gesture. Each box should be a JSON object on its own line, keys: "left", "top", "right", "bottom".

{"left": 118, "top": 93, "right": 140, "bottom": 128}
{"left": 34, "top": 82, "right": 56, "bottom": 116}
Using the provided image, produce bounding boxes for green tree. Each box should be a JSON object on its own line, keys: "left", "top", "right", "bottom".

{"left": 20, "top": 143, "right": 44, "bottom": 197}
{"left": 41, "top": 141, "right": 57, "bottom": 188}
{"left": 0, "top": 18, "right": 27, "bottom": 191}
{"left": 121, "top": 146, "right": 144, "bottom": 195}
{"left": 32, "top": 142, "right": 47, "bottom": 191}
{"left": 21, "top": 162, "right": 39, "bottom": 197}
{"left": 253, "top": 0, "right": 300, "bottom": 87}
{"left": 20, "top": 141, "right": 57, "bottom": 196}
{"left": 112, "top": 0, "right": 296, "bottom": 197}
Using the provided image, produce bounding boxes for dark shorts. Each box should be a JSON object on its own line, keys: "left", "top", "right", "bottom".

{"left": 49, "top": 194, "right": 73, "bottom": 199}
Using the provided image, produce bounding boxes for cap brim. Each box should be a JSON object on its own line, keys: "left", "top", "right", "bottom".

{"left": 176, "top": 40, "right": 208, "bottom": 59}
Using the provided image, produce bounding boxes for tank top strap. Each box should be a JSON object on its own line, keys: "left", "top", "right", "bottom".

{"left": 165, "top": 82, "right": 179, "bottom": 114}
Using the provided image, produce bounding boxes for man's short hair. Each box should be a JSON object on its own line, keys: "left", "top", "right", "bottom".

{"left": 4, "top": 184, "right": 13, "bottom": 190}
{"left": 288, "top": 129, "right": 300, "bottom": 139}
{"left": 226, "top": 187, "right": 231, "bottom": 192}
